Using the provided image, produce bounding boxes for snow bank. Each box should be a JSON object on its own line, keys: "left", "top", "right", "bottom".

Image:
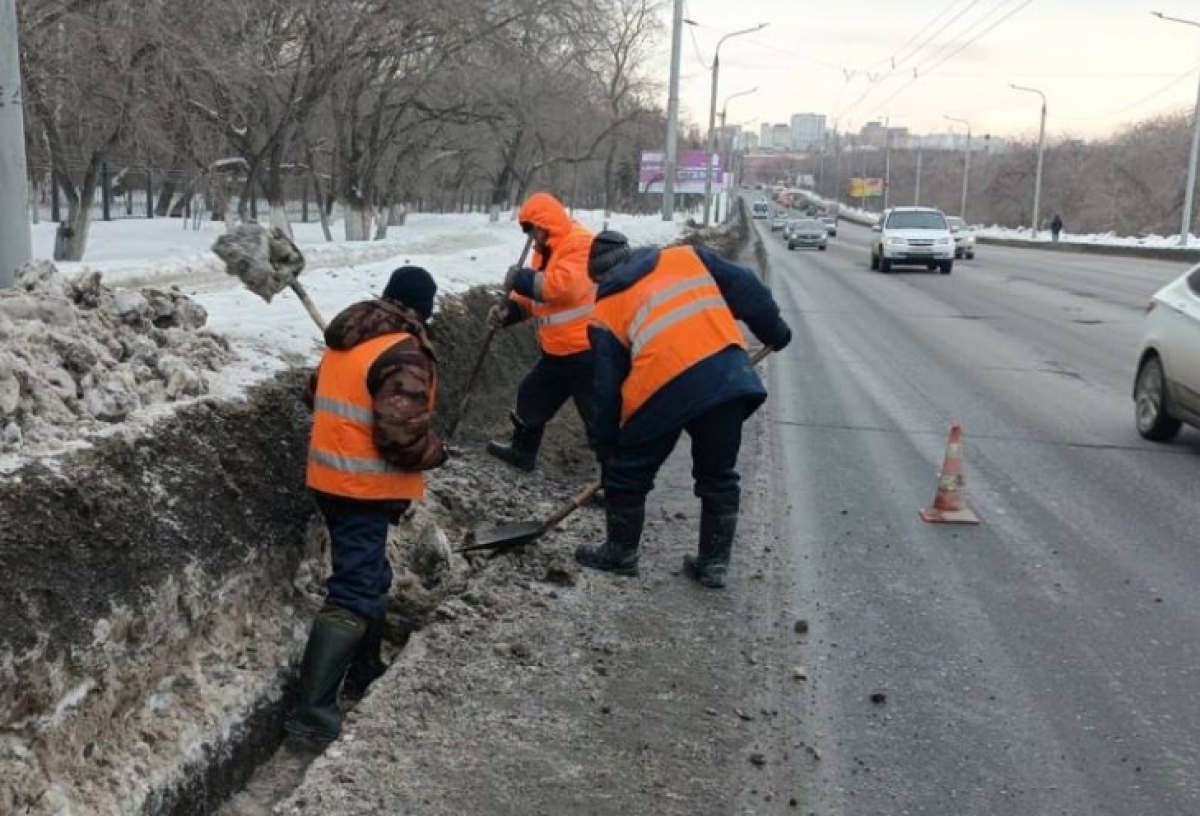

{"left": 974, "top": 224, "right": 1199, "bottom": 248}
{"left": 0, "top": 261, "right": 232, "bottom": 461}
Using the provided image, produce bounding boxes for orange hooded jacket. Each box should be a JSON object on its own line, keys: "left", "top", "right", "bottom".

{"left": 507, "top": 192, "right": 595, "bottom": 356}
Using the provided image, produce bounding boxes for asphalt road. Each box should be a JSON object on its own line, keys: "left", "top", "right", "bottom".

{"left": 757, "top": 217, "right": 1200, "bottom": 815}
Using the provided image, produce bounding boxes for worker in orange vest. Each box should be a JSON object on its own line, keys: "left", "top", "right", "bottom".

{"left": 577, "top": 232, "right": 792, "bottom": 589}
{"left": 486, "top": 192, "right": 596, "bottom": 471}
{"left": 286, "top": 266, "right": 447, "bottom": 744}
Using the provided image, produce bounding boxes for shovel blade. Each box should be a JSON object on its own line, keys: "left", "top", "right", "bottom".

{"left": 469, "top": 520, "right": 545, "bottom": 551}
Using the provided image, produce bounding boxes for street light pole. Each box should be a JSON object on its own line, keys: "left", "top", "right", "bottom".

{"left": 945, "top": 115, "right": 972, "bottom": 222}
{"left": 1153, "top": 12, "right": 1200, "bottom": 246}
{"left": 701, "top": 23, "right": 767, "bottom": 227}
{"left": 1012, "top": 84, "right": 1047, "bottom": 238}
{"left": 718, "top": 87, "right": 757, "bottom": 220}
{"left": 661, "top": 0, "right": 685, "bottom": 222}
{"left": 0, "top": 0, "right": 32, "bottom": 288}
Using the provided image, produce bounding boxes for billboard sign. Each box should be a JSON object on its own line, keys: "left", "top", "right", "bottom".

{"left": 639, "top": 150, "right": 725, "bottom": 194}
{"left": 849, "top": 177, "right": 884, "bottom": 198}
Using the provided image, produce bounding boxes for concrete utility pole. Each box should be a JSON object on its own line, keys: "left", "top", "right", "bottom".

{"left": 1153, "top": 11, "right": 1200, "bottom": 246}
{"left": 945, "top": 115, "right": 972, "bottom": 222}
{"left": 914, "top": 147, "right": 923, "bottom": 205}
{"left": 661, "top": 0, "right": 685, "bottom": 221}
{"left": 700, "top": 22, "right": 766, "bottom": 227}
{"left": 1012, "top": 84, "right": 1047, "bottom": 238}
{"left": 0, "top": 0, "right": 32, "bottom": 288}
{"left": 882, "top": 116, "right": 892, "bottom": 211}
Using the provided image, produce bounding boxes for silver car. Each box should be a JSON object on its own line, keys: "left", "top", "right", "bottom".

{"left": 1133, "top": 263, "right": 1200, "bottom": 441}
{"left": 787, "top": 219, "right": 828, "bottom": 251}
{"left": 946, "top": 216, "right": 976, "bottom": 260}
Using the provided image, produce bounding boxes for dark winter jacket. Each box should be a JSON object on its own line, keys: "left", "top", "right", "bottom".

{"left": 305, "top": 298, "right": 445, "bottom": 479}
{"left": 588, "top": 245, "right": 792, "bottom": 450}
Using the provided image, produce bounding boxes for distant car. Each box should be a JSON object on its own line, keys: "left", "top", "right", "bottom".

{"left": 946, "top": 216, "right": 976, "bottom": 260}
{"left": 817, "top": 214, "right": 838, "bottom": 237}
{"left": 1133, "top": 264, "right": 1200, "bottom": 441}
{"left": 869, "top": 207, "right": 955, "bottom": 274}
{"left": 787, "top": 219, "right": 828, "bottom": 251}
{"left": 770, "top": 213, "right": 789, "bottom": 232}
{"left": 751, "top": 199, "right": 770, "bottom": 219}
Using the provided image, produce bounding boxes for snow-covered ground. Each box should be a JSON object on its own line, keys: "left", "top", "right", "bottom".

{"left": 972, "top": 224, "right": 1199, "bottom": 247}
{"left": 7, "top": 210, "right": 684, "bottom": 467}
{"left": 795, "top": 191, "right": 1200, "bottom": 248}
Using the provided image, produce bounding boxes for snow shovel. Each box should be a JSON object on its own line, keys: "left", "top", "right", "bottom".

{"left": 458, "top": 346, "right": 777, "bottom": 557}
{"left": 444, "top": 233, "right": 536, "bottom": 443}
{"left": 459, "top": 480, "right": 602, "bottom": 557}
{"left": 212, "top": 224, "right": 328, "bottom": 331}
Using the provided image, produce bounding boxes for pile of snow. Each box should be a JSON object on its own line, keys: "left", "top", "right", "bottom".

{"left": 0, "top": 261, "right": 232, "bottom": 457}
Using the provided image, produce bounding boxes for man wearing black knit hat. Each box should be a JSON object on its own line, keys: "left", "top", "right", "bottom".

{"left": 287, "top": 266, "right": 447, "bottom": 744}
{"left": 578, "top": 232, "right": 792, "bottom": 589}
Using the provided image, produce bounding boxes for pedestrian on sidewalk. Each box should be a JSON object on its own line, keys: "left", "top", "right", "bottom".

{"left": 286, "top": 266, "right": 447, "bottom": 744}
{"left": 576, "top": 232, "right": 792, "bottom": 589}
{"left": 486, "top": 191, "right": 597, "bottom": 472}
{"left": 1050, "top": 213, "right": 1063, "bottom": 242}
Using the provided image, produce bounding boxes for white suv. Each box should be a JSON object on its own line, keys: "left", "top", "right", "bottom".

{"left": 870, "top": 207, "right": 955, "bottom": 274}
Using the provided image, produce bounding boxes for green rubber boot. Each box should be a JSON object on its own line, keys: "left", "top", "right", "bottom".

{"left": 284, "top": 607, "right": 368, "bottom": 743}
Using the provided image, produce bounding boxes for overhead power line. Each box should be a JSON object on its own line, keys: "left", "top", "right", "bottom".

{"left": 862, "top": 0, "right": 1035, "bottom": 119}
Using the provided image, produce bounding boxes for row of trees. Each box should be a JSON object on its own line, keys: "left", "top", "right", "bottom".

{"left": 18, "top": 0, "right": 669, "bottom": 259}
{"left": 790, "top": 112, "right": 1199, "bottom": 237}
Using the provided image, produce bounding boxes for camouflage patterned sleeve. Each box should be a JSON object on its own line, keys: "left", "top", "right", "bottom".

{"left": 366, "top": 338, "right": 446, "bottom": 471}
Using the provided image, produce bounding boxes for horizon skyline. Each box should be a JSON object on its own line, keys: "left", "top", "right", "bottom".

{"left": 655, "top": 0, "right": 1200, "bottom": 143}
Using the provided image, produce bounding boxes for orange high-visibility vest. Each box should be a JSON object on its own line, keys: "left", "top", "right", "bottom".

{"left": 511, "top": 224, "right": 595, "bottom": 356}
{"left": 306, "top": 333, "right": 433, "bottom": 500}
{"left": 591, "top": 246, "right": 745, "bottom": 425}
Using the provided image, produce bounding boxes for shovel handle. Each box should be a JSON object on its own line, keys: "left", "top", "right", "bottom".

{"left": 751, "top": 346, "right": 773, "bottom": 364}
{"left": 289, "top": 280, "right": 327, "bottom": 332}
{"left": 540, "top": 480, "right": 603, "bottom": 534}
{"left": 445, "top": 324, "right": 498, "bottom": 442}
{"left": 444, "top": 235, "right": 537, "bottom": 443}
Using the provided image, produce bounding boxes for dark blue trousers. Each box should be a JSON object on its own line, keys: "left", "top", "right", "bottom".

{"left": 516, "top": 351, "right": 596, "bottom": 444}
{"left": 602, "top": 397, "right": 748, "bottom": 515}
{"left": 315, "top": 495, "right": 409, "bottom": 621}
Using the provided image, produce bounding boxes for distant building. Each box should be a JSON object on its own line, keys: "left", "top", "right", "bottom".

{"left": 772, "top": 124, "right": 790, "bottom": 151}
{"left": 760, "top": 123, "right": 774, "bottom": 149}
{"left": 859, "top": 121, "right": 911, "bottom": 149}
{"left": 737, "top": 131, "right": 759, "bottom": 151}
{"left": 789, "top": 113, "right": 826, "bottom": 150}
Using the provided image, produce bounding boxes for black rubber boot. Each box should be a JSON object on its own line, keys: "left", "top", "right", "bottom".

{"left": 575, "top": 501, "right": 644, "bottom": 577}
{"left": 487, "top": 411, "right": 544, "bottom": 472}
{"left": 683, "top": 511, "right": 738, "bottom": 589}
{"left": 341, "top": 616, "right": 387, "bottom": 701}
{"left": 284, "top": 607, "right": 368, "bottom": 743}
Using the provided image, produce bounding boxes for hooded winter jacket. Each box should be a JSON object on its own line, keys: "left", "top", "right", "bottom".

{"left": 306, "top": 299, "right": 445, "bottom": 503}
{"left": 505, "top": 192, "right": 596, "bottom": 356}
{"left": 588, "top": 245, "right": 792, "bottom": 450}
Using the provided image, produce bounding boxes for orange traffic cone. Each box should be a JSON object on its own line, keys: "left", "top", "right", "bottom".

{"left": 920, "top": 423, "right": 981, "bottom": 525}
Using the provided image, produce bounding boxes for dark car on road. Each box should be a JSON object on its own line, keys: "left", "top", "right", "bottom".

{"left": 787, "top": 219, "right": 828, "bottom": 251}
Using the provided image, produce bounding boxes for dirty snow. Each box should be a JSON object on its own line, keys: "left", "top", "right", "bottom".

{"left": 2, "top": 211, "right": 683, "bottom": 472}
{"left": 0, "top": 261, "right": 231, "bottom": 460}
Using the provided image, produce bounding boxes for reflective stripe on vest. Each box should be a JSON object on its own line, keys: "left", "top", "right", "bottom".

{"left": 535, "top": 302, "right": 593, "bottom": 328}
{"left": 306, "top": 332, "right": 430, "bottom": 501}
{"left": 592, "top": 246, "right": 745, "bottom": 425}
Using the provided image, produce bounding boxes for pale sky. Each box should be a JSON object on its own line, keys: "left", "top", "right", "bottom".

{"left": 658, "top": 0, "right": 1200, "bottom": 142}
